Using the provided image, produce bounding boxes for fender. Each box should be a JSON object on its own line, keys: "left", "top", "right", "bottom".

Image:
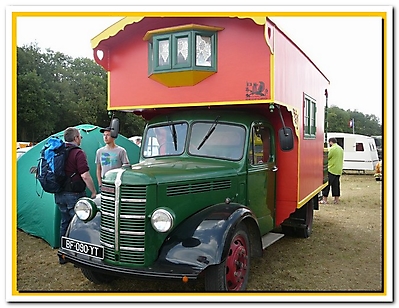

{"left": 65, "top": 212, "right": 102, "bottom": 246}
{"left": 158, "top": 203, "right": 261, "bottom": 271}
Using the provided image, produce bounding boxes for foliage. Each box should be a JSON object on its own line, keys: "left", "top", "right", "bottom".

{"left": 17, "top": 44, "right": 381, "bottom": 142}
{"left": 326, "top": 105, "right": 382, "bottom": 136}
{"left": 17, "top": 44, "right": 146, "bottom": 143}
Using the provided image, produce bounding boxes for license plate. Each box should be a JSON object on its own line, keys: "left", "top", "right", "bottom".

{"left": 61, "top": 237, "right": 104, "bottom": 259}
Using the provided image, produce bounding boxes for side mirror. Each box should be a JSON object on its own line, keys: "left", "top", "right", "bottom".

{"left": 110, "top": 118, "right": 120, "bottom": 139}
{"left": 278, "top": 127, "right": 294, "bottom": 151}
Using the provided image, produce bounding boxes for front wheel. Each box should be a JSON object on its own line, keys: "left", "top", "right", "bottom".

{"left": 204, "top": 223, "right": 250, "bottom": 291}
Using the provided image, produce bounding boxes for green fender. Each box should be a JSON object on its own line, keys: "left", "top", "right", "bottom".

{"left": 158, "top": 203, "right": 262, "bottom": 271}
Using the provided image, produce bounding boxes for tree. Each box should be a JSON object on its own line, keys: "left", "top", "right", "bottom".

{"left": 17, "top": 44, "right": 146, "bottom": 142}
{"left": 326, "top": 105, "right": 382, "bottom": 136}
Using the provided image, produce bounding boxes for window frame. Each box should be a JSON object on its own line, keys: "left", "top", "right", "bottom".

{"left": 303, "top": 94, "right": 317, "bottom": 139}
{"left": 148, "top": 29, "right": 218, "bottom": 74}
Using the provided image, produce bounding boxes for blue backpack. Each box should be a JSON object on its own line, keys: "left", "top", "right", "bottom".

{"left": 36, "top": 136, "right": 78, "bottom": 193}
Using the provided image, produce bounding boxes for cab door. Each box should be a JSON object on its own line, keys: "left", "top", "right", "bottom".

{"left": 247, "top": 123, "right": 277, "bottom": 235}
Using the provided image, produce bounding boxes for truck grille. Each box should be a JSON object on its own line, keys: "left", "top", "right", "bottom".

{"left": 100, "top": 182, "right": 147, "bottom": 265}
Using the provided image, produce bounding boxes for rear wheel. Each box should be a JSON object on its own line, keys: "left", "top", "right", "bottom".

{"left": 281, "top": 198, "right": 314, "bottom": 238}
{"left": 81, "top": 268, "right": 116, "bottom": 284}
{"left": 204, "top": 223, "right": 250, "bottom": 291}
{"left": 297, "top": 202, "right": 314, "bottom": 238}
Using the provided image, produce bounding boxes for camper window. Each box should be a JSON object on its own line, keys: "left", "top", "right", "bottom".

{"left": 356, "top": 143, "right": 364, "bottom": 151}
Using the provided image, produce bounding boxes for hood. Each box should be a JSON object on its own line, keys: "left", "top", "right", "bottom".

{"left": 103, "top": 157, "right": 241, "bottom": 185}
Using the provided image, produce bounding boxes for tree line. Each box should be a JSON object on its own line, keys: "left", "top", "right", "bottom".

{"left": 16, "top": 44, "right": 382, "bottom": 143}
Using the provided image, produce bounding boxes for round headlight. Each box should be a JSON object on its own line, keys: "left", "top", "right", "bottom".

{"left": 74, "top": 197, "right": 97, "bottom": 222}
{"left": 151, "top": 209, "right": 174, "bottom": 233}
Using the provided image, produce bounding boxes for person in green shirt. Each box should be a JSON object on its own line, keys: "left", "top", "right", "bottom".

{"left": 320, "top": 137, "right": 344, "bottom": 204}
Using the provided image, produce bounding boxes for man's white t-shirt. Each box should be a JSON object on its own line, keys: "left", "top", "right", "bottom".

{"left": 95, "top": 145, "right": 130, "bottom": 177}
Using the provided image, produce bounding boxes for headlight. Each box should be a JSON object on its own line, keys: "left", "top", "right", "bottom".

{"left": 74, "top": 197, "right": 98, "bottom": 222}
{"left": 151, "top": 208, "right": 174, "bottom": 232}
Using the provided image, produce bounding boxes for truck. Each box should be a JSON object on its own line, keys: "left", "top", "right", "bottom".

{"left": 58, "top": 15, "right": 329, "bottom": 291}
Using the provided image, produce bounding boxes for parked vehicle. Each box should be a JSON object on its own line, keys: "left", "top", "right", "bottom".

{"left": 327, "top": 132, "right": 379, "bottom": 171}
{"left": 58, "top": 16, "right": 329, "bottom": 291}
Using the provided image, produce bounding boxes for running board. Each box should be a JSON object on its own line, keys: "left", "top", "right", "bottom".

{"left": 261, "top": 232, "right": 284, "bottom": 250}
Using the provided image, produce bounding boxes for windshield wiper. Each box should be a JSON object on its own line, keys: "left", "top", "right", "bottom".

{"left": 168, "top": 118, "right": 177, "bottom": 151}
{"left": 197, "top": 116, "right": 220, "bottom": 150}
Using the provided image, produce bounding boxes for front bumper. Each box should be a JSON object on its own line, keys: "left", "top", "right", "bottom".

{"left": 57, "top": 250, "right": 203, "bottom": 281}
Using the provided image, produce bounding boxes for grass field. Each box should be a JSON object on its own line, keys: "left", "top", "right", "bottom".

{"left": 15, "top": 173, "right": 385, "bottom": 297}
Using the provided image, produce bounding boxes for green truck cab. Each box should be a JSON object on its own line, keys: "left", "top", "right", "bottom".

{"left": 58, "top": 108, "right": 318, "bottom": 291}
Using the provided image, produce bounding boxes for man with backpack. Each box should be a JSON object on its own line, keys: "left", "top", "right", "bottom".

{"left": 55, "top": 127, "right": 97, "bottom": 264}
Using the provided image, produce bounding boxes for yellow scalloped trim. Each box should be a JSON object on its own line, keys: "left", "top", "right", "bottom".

{"left": 91, "top": 16, "right": 267, "bottom": 49}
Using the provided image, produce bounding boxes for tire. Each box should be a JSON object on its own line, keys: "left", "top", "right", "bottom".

{"left": 81, "top": 268, "right": 116, "bottom": 284}
{"left": 296, "top": 201, "right": 314, "bottom": 238}
{"left": 281, "top": 225, "right": 295, "bottom": 236}
{"left": 204, "top": 223, "right": 250, "bottom": 291}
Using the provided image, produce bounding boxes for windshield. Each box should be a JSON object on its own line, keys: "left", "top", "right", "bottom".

{"left": 143, "top": 122, "right": 188, "bottom": 157}
{"left": 189, "top": 122, "right": 245, "bottom": 161}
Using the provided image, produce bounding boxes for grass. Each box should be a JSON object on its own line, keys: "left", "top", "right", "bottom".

{"left": 16, "top": 173, "right": 384, "bottom": 295}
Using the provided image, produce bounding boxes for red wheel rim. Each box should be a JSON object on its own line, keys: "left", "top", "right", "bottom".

{"left": 225, "top": 234, "right": 248, "bottom": 291}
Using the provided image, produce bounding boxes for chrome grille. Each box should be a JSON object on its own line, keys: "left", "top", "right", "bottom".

{"left": 100, "top": 183, "right": 147, "bottom": 264}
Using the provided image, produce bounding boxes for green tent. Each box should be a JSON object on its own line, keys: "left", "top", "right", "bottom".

{"left": 17, "top": 124, "right": 140, "bottom": 248}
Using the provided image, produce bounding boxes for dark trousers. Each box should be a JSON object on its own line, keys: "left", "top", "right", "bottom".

{"left": 54, "top": 191, "right": 86, "bottom": 243}
{"left": 322, "top": 172, "right": 341, "bottom": 197}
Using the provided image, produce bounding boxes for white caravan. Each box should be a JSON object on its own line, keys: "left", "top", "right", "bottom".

{"left": 327, "top": 132, "right": 379, "bottom": 171}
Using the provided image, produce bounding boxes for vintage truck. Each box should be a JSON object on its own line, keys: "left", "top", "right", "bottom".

{"left": 58, "top": 15, "right": 329, "bottom": 291}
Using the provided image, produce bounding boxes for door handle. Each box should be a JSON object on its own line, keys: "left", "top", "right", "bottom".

{"left": 272, "top": 166, "right": 278, "bottom": 172}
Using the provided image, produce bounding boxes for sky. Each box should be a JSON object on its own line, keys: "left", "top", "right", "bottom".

{"left": 14, "top": 10, "right": 390, "bottom": 123}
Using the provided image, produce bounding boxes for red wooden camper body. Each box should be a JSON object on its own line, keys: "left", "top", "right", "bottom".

{"left": 92, "top": 15, "right": 329, "bottom": 226}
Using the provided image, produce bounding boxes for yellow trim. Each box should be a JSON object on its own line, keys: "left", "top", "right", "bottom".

{"left": 11, "top": 12, "right": 17, "bottom": 296}
{"left": 109, "top": 99, "right": 276, "bottom": 111}
{"left": 143, "top": 24, "right": 224, "bottom": 41}
{"left": 107, "top": 71, "right": 111, "bottom": 109}
{"left": 91, "top": 12, "right": 386, "bottom": 49}
{"left": 270, "top": 53, "right": 275, "bottom": 101}
{"left": 298, "top": 182, "right": 328, "bottom": 208}
{"left": 91, "top": 17, "right": 144, "bottom": 49}
{"left": 11, "top": 10, "right": 390, "bottom": 299}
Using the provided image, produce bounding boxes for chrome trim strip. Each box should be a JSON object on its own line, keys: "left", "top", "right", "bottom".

{"left": 120, "top": 246, "right": 145, "bottom": 252}
{"left": 114, "top": 169, "right": 124, "bottom": 252}
{"left": 101, "top": 195, "right": 115, "bottom": 201}
{"left": 120, "top": 214, "right": 146, "bottom": 219}
{"left": 101, "top": 226, "right": 115, "bottom": 233}
{"left": 121, "top": 198, "right": 146, "bottom": 203}
{"left": 100, "top": 241, "right": 114, "bottom": 249}
{"left": 101, "top": 211, "right": 115, "bottom": 217}
{"left": 120, "top": 230, "right": 145, "bottom": 236}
